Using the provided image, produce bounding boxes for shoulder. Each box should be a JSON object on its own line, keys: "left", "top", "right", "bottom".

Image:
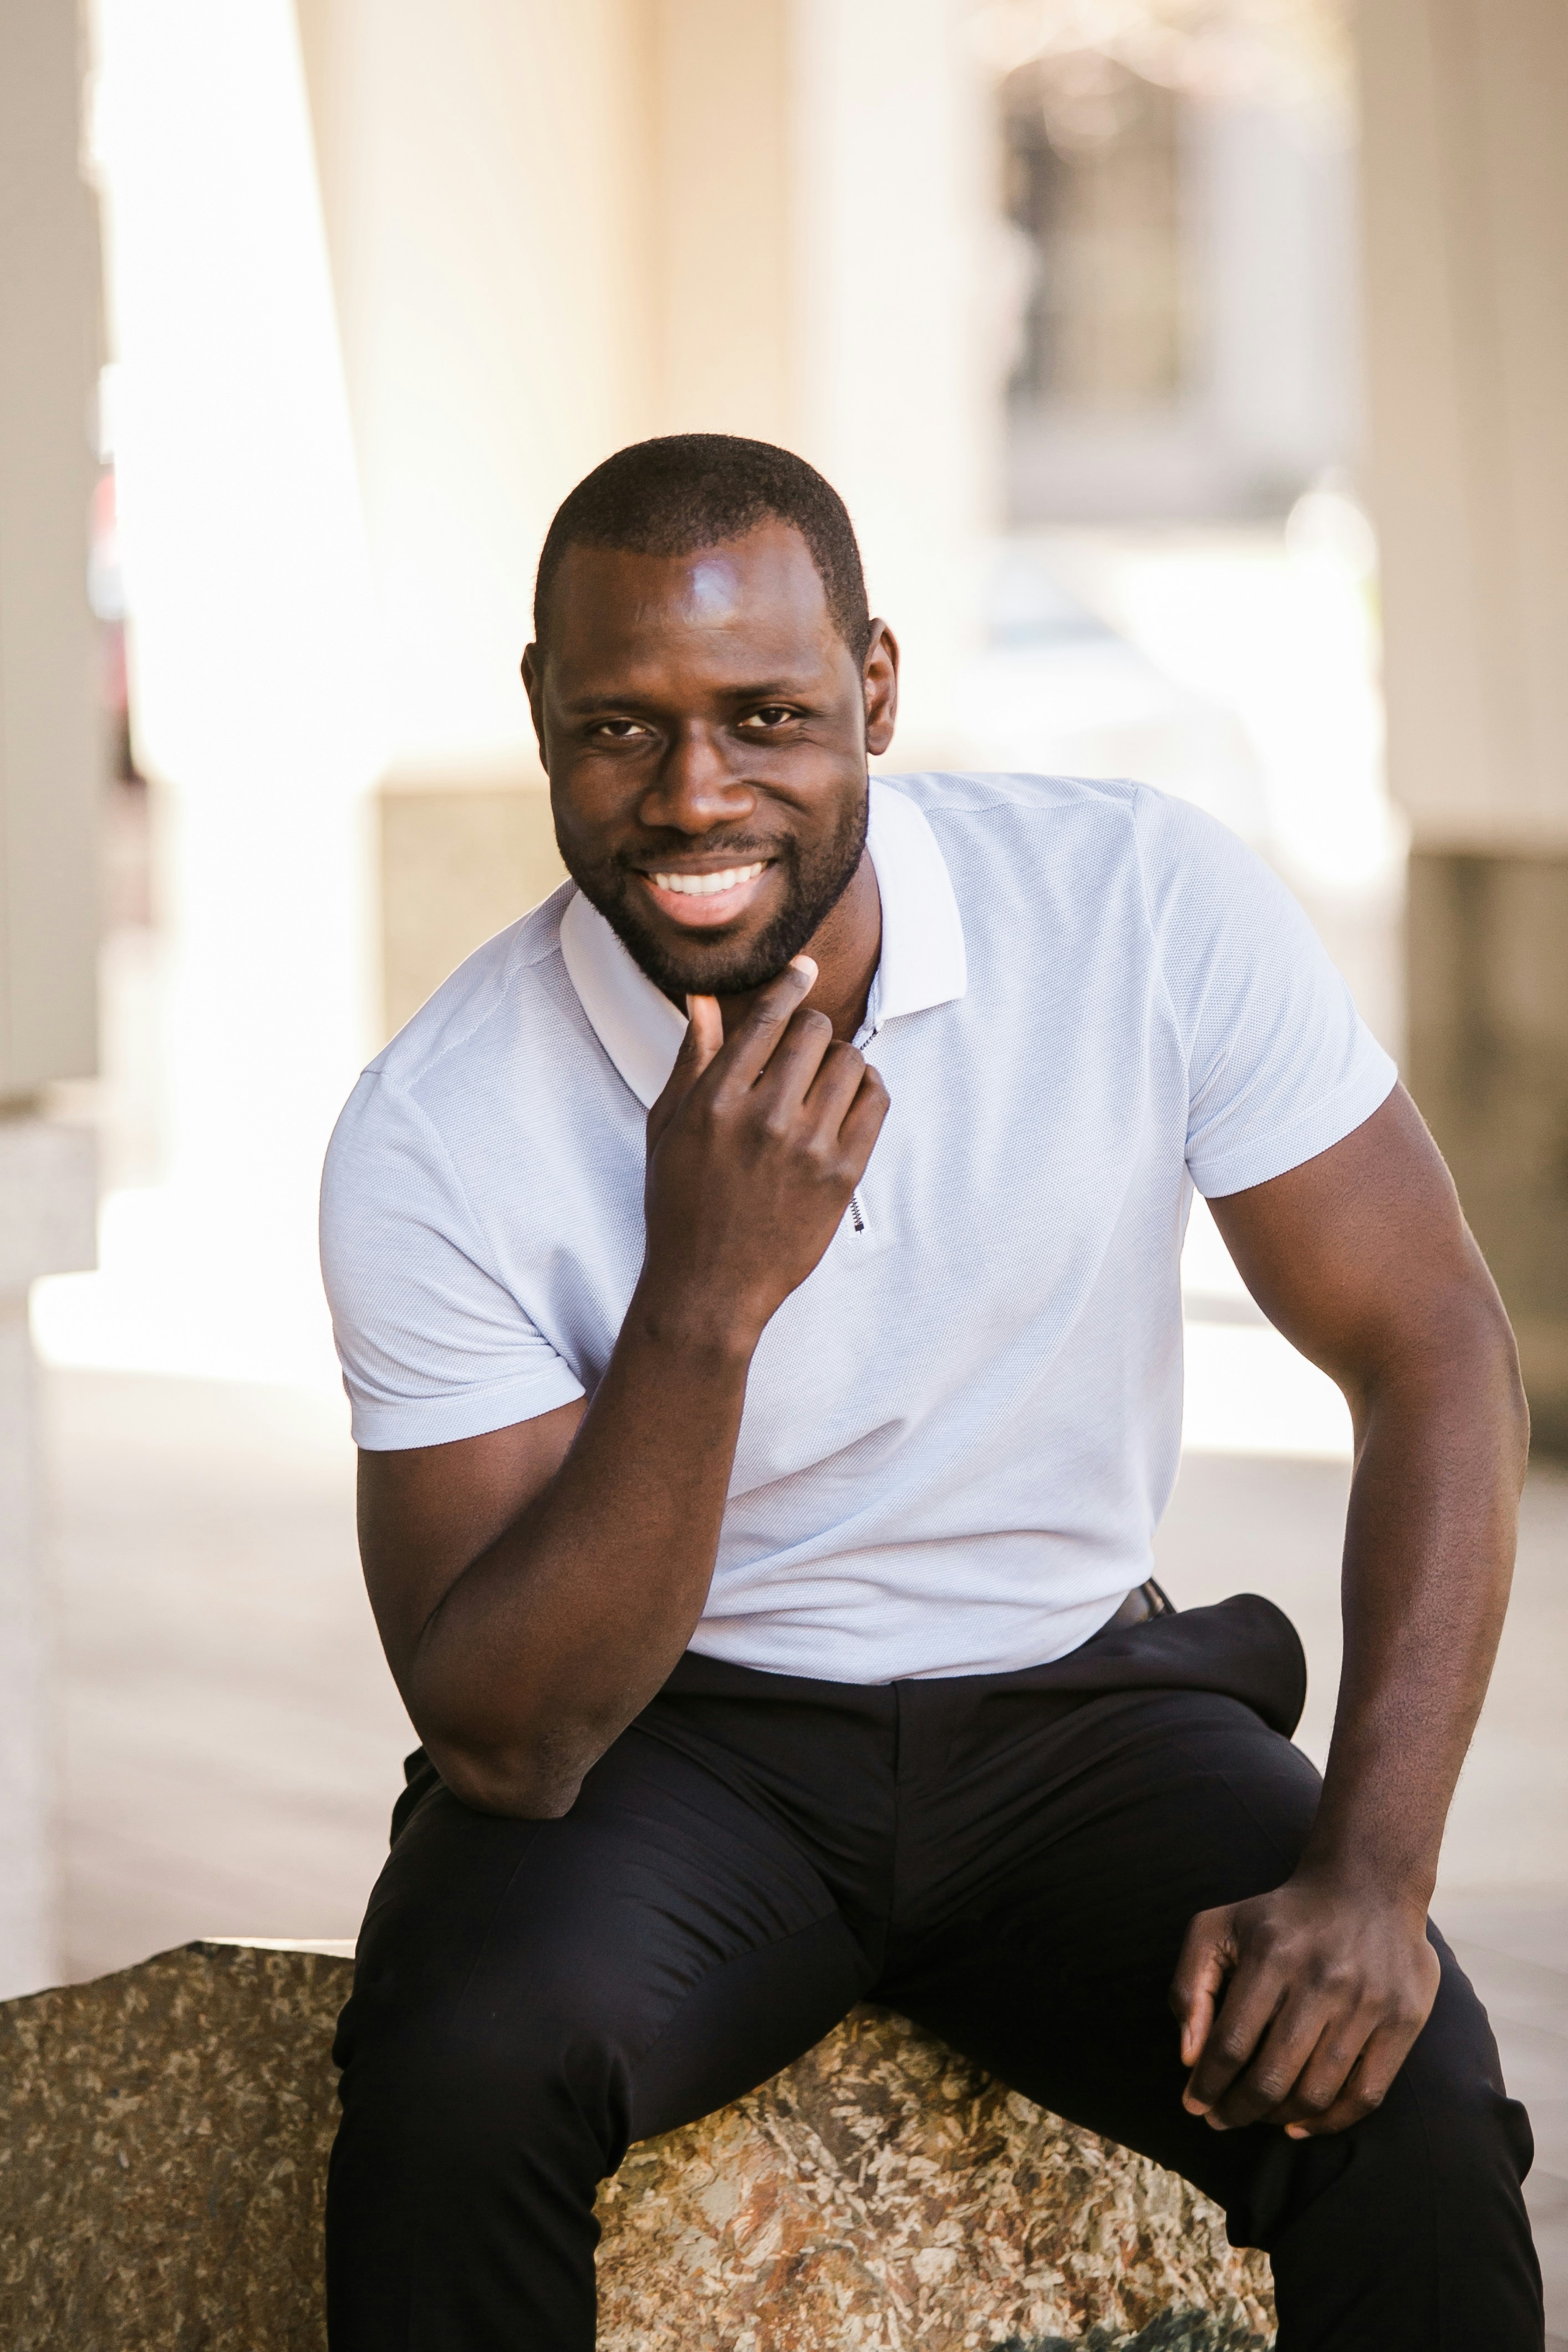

{"left": 875, "top": 768, "right": 1143, "bottom": 826}
{"left": 324, "top": 880, "right": 585, "bottom": 1189}
{"left": 878, "top": 768, "right": 1263, "bottom": 908}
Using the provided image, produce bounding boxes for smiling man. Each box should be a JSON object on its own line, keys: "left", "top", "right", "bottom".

{"left": 319, "top": 435, "right": 1541, "bottom": 2350}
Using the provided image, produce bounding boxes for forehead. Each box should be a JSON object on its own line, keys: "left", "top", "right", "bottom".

{"left": 544, "top": 521, "right": 842, "bottom": 695}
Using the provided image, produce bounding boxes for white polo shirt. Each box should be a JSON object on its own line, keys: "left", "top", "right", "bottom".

{"left": 320, "top": 773, "right": 1395, "bottom": 1682}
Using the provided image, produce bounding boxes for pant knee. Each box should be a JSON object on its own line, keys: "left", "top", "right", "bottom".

{"left": 337, "top": 1953, "right": 637, "bottom": 2180}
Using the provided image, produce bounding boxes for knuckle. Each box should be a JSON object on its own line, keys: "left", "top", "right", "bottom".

{"left": 1215, "top": 2028, "right": 1254, "bottom": 2064}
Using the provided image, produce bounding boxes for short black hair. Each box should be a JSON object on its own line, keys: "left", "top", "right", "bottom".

{"left": 533, "top": 433, "right": 872, "bottom": 665}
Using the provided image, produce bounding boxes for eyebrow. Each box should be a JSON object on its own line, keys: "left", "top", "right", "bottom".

{"left": 560, "top": 681, "right": 819, "bottom": 717}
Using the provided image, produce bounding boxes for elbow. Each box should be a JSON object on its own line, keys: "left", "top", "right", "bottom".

{"left": 1462, "top": 1270, "right": 1531, "bottom": 1475}
{"left": 1348, "top": 1267, "right": 1529, "bottom": 1478}
{"left": 423, "top": 1736, "right": 591, "bottom": 1821}
{"left": 1498, "top": 1328, "right": 1531, "bottom": 1478}
{"left": 1418, "top": 1269, "right": 1531, "bottom": 1480}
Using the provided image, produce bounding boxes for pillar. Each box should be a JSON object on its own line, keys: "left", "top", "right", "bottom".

{"left": 91, "top": 0, "right": 383, "bottom": 1384}
{"left": 0, "top": 0, "right": 103, "bottom": 1994}
{"left": 1357, "top": 0, "right": 1568, "bottom": 1448}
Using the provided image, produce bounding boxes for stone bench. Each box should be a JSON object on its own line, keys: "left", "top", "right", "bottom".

{"left": 0, "top": 1940, "right": 1275, "bottom": 2349}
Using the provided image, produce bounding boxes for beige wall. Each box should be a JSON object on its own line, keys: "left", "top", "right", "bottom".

{"left": 1358, "top": 0, "right": 1568, "bottom": 852}
{"left": 380, "top": 785, "right": 563, "bottom": 1039}
{"left": 0, "top": 0, "right": 102, "bottom": 1096}
{"left": 298, "top": 0, "right": 998, "bottom": 1035}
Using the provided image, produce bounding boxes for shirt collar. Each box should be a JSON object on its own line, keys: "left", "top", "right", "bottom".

{"left": 557, "top": 777, "right": 968, "bottom": 1108}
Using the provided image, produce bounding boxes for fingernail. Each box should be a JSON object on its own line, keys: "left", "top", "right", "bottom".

{"left": 1182, "top": 2096, "right": 1208, "bottom": 2116}
{"left": 1204, "top": 2114, "right": 1229, "bottom": 2131}
{"left": 1285, "top": 2125, "right": 1309, "bottom": 2140}
{"left": 790, "top": 955, "right": 818, "bottom": 982}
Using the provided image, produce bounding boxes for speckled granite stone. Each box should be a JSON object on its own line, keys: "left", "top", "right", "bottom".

{"left": 0, "top": 1943, "right": 1274, "bottom": 2350}
{"left": 0, "top": 1941, "right": 348, "bottom": 2351}
{"left": 595, "top": 2008, "right": 1274, "bottom": 2352}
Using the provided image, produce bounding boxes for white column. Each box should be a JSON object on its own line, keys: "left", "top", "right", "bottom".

{"left": 1357, "top": 0, "right": 1568, "bottom": 852}
{"left": 0, "top": 1127, "right": 96, "bottom": 1997}
{"left": 0, "top": 0, "right": 102, "bottom": 1997}
{"left": 791, "top": 0, "right": 998, "bottom": 766}
{"left": 87, "top": 0, "right": 382, "bottom": 1383}
{"left": 1357, "top": 0, "right": 1568, "bottom": 1445}
{"left": 297, "top": 0, "right": 655, "bottom": 785}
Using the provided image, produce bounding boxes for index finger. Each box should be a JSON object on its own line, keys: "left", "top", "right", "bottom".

{"left": 705, "top": 955, "right": 819, "bottom": 1092}
{"left": 1184, "top": 1955, "right": 1288, "bottom": 2121}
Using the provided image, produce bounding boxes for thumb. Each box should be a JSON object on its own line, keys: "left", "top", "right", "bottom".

{"left": 1172, "top": 1906, "right": 1235, "bottom": 2077}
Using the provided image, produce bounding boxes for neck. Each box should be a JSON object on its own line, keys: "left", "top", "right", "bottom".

{"left": 718, "top": 848, "right": 882, "bottom": 1045}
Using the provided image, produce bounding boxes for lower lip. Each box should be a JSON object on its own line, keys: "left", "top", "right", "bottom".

{"left": 637, "top": 866, "right": 773, "bottom": 929}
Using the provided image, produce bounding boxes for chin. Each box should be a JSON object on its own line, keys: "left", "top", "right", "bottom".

{"left": 630, "top": 919, "right": 800, "bottom": 1002}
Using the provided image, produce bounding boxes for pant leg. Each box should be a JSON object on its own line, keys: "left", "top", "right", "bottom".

{"left": 326, "top": 1723, "right": 872, "bottom": 2352}
{"left": 879, "top": 1684, "right": 1542, "bottom": 2352}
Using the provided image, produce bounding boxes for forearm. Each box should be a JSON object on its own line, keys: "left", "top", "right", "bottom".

{"left": 409, "top": 1280, "right": 754, "bottom": 1814}
{"left": 1300, "top": 1297, "right": 1528, "bottom": 1906}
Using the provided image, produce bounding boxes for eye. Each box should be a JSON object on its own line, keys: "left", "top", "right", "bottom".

{"left": 739, "top": 705, "right": 796, "bottom": 731}
{"left": 589, "top": 717, "right": 651, "bottom": 740}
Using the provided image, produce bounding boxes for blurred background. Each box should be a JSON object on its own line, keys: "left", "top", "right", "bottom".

{"left": 1, "top": 0, "right": 1565, "bottom": 2322}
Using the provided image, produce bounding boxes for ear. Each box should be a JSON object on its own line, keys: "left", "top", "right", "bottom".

{"left": 521, "top": 643, "right": 548, "bottom": 768}
{"left": 863, "top": 620, "right": 899, "bottom": 758}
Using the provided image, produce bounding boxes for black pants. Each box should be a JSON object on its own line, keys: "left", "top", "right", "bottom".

{"left": 327, "top": 1598, "right": 1541, "bottom": 2349}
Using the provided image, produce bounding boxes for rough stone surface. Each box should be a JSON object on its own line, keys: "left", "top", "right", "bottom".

{"left": 1, "top": 1942, "right": 344, "bottom": 2351}
{"left": 0, "top": 1942, "right": 1275, "bottom": 2350}
{"left": 597, "top": 2009, "right": 1274, "bottom": 2351}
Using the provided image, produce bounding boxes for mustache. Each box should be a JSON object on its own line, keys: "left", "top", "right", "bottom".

{"left": 612, "top": 835, "right": 793, "bottom": 874}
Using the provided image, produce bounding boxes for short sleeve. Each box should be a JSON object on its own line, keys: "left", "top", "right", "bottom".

{"left": 1134, "top": 790, "right": 1398, "bottom": 1199}
{"left": 319, "top": 1070, "right": 586, "bottom": 1449}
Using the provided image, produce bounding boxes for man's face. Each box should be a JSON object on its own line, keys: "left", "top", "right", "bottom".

{"left": 524, "top": 521, "right": 897, "bottom": 1002}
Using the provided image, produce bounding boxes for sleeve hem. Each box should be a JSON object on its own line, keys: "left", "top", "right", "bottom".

{"left": 349, "top": 1367, "right": 587, "bottom": 1452}
{"left": 1191, "top": 1053, "right": 1398, "bottom": 1200}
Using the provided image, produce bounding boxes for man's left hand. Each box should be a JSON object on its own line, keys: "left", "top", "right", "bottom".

{"left": 1171, "top": 1875, "right": 1442, "bottom": 2137}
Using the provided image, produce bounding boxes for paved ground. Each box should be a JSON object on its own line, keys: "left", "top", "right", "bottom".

{"left": 1160, "top": 1450, "right": 1568, "bottom": 2343}
{"left": 43, "top": 1367, "right": 1568, "bottom": 2338}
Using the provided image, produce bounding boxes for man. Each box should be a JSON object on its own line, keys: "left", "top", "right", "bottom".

{"left": 320, "top": 434, "right": 1540, "bottom": 2349}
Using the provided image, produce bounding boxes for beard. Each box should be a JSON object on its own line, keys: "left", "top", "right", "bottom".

{"left": 561, "top": 785, "right": 869, "bottom": 1005}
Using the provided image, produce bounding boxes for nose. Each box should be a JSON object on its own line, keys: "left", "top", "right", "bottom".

{"left": 637, "top": 719, "right": 756, "bottom": 837}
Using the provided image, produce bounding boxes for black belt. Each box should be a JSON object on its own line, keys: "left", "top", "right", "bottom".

{"left": 1107, "top": 1577, "right": 1175, "bottom": 1630}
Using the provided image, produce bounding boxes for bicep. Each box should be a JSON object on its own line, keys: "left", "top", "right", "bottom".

{"left": 1206, "top": 1086, "right": 1500, "bottom": 1397}
{"left": 357, "top": 1397, "right": 587, "bottom": 1680}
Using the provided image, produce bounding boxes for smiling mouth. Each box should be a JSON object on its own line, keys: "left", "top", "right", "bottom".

{"left": 647, "top": 861, "right": 767, "bottom": 897}
{"left": 635, "top": 858, "right": 775, "bottom": 929}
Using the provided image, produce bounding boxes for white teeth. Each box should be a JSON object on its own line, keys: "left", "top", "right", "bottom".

{"left": 649, "top": 862, "right": 765, "bottom": 897}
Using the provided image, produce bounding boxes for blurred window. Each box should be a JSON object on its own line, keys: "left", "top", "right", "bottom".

{"left": 1003, "top": 53, "right": 1184, "bottom": 417}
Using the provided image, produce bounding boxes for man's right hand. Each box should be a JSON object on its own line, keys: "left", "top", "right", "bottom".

{"left": 356, "top": 955, "right": 888, "bottom": 1818}
{"left": 642, "top": 956, "right": 890, "bottom": 1347}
